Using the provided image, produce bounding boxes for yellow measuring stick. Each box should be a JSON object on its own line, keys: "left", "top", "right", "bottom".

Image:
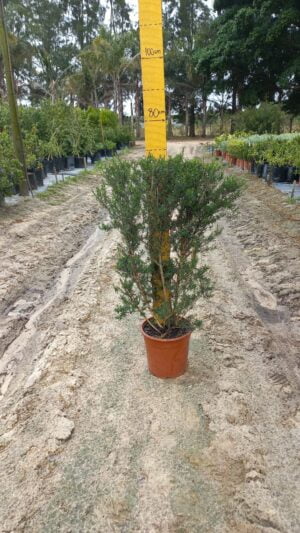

{"left": 138, "top": 0, "right": 167, "bottom": 158}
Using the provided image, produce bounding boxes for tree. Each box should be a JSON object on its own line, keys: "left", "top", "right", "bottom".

{"left": 107, "top": 0, "right": 132, "bottom": 35}
{"left": 64, "top": 0, "right": 106, "bottom": 50}
{"left": 0, "top": 0, "right": 29, "bottom": 195}
{"left": 204, "top": 0, "right": 300, "bottom": 124}
{"left": 164, "top": 0, "right": 211, "bottom": 137}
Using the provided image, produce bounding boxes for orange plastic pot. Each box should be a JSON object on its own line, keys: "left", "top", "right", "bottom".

{"left": 141, "top": 320, "right": 192, "bottom": 378}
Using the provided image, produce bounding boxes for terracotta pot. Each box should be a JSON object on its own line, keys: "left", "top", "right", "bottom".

{"left": 141, "top": 320, "right": 192, "bottom": 378}
{"left": 216, "top": 149, "right": 221, "bottom": 157}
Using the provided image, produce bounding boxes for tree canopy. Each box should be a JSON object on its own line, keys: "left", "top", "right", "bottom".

{"left": 0, "top": 0, "right": 299, "bottom": 134}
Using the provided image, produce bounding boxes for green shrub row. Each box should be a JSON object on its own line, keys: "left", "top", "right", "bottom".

{"left": 215, "top": 133, "right": 300, "bottom": 168}
{"left": 0, "top": 101, "right": 134, "bottom": 201}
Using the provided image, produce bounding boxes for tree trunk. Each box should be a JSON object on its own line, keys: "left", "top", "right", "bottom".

{"left": 167, "top": 93, "right": 172, "bottom": 139}
{"left": 232, "top": 85, "right": 237, "bottom": 114}
{"left": 185, "top": 97, "right": 189, "bottom": 137}
{"left": 230, "top": 85, "right": 237, "bottom": 134}
{"left": 0, "top": 0, "right": 29, "bottom": 196}
{"left": 135, "top": 79, "right": 141, "bottom": 139}
{"left": 113, "top": 76, "right": 118, "bottom": 114}
{"left": 289, "top": 115, "right": 294, "bottom": 133}
{"left": 220, "top": 105, "right": 225, "bottom": 134}
{"left": 0, "top": 56, "right": 5, "bottom": 98}
{"left": 130, "top": 100, "right": 134, "bottom": 134}
{"left": 117, "top": 79, "right": 123, "bottom": 124}
{"left": 201, "top": 96, "right": 207, "bottom": 138}
{"left": 189, "top": 98, "right": 195, "bottom": 138}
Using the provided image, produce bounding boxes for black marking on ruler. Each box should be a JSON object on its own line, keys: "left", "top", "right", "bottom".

{"left": 139, "top": 23, "right": 162, "bottom": 27}
{"left": 144, "top": 119, "right": 166, "bottom": 123}
{"left": 143, "top": 88, "right": 164, "bottom": 92}
{"left": 141, "top": 56, "right": 163, "bottom": 60}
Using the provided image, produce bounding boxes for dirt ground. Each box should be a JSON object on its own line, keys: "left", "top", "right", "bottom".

{"left": 0, "top": 140, "right": 299, "bottom": 532}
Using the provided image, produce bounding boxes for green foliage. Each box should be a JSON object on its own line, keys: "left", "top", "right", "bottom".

{"left": 216, "top": 132, "right": 300, "bottom": 168}
{"left": 235, "top": 104, "right": 285, "bottom": 134}
{"left": 205, "top": 0, "right": 300, "bottom": 115}
{"left": 0, "top": 129, "right": 22, "bottom": 201}
{"left": 0, "top": 99, "right": 135, "bottom": 202}
{"left": 95, "top": 155, "right": 242, "bottom": 331}
{"left": 24, "top": 126, "right": 43, "bottom": 169}
{"left": 99, "top": 109, "right": 119, "bottom": 129}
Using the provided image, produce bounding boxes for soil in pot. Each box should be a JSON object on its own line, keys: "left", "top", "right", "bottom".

{"left": 142, "top": 320, "right": 192, "bottom": 379}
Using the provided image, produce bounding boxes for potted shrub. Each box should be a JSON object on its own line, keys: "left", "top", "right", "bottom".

{"left": 103, "top": 140, "right": 116, "bottom": 157}
{"left": 24, "top": 127, "right": 45, "bottom": 188}
{"left": 72, "top": 109, "right": 96, "bottom": 168}
{"left": 0, "top": 130, "right": 23, "bottom": 201}
{"left": 96, "top": 155, "right": 242, "bottom": 378}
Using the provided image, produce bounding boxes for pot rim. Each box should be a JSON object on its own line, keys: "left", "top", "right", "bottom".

{"left": 141, "top": 318, "right": 192, "bottom": 343}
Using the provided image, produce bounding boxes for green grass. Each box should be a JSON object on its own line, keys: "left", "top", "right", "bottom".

{"left": 286, "top": 196, "right": 300, "bottom": 205}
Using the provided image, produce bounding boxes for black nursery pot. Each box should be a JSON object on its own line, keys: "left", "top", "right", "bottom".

{"left": 271, "top": 166, "right": 287, "bottom": 183}
{"left": 42, "top": 159, "right": 49, "bottom": 176}
{"left": 286, "top": 166, "right": 296, "bottom": 183}
{"left": 27, "top": 170, "right": 38, "bottom": 190}
{"left": 34, "top": 168, "right": 44, "bottom": 186}
{"left": 256, "top": 163, "right": 264, "bottom": 178}
{"left": 105, "top": 149, "right": 113, "bottom": 158}
{"left": 47, "top": 159, "right": 55, "bottom": 173}
{"left": 92, "top": 151, "right": 102, "bottom": 163}
{"left": 262, "top": 163, "right": 269, "bottom": 179}
{"left": 65, "top": 156, "right": 75, "bottom": 170}
{"left": 100, "top": 149, "right": 106, "bottom": 158}
{"left": 74, "top": 156, "right": 85, "bottom": 169}
{"left": 53, "top": 156, "right": 64, "bottom": 171}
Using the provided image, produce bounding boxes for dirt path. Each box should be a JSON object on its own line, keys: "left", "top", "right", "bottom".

{"left": 0, "top": 141, "right": 299, "bottom": 532}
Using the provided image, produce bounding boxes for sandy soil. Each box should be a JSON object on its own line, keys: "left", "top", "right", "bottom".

{"left": 0, "top": 140, "right": 299, "bottom": 532}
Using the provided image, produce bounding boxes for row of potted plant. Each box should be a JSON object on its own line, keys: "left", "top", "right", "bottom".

{"left": 214, "top": 133, "right": 300, "bottom": 182}
{"left": 0, "top": 101, "right": 135, "bottom": 199}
